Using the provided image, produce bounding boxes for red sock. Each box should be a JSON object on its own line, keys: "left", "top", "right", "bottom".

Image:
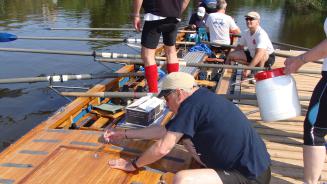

{"left": 145, "top": 65, "right": 158, "bottom": 93}
{"left": 167, "top": 63, "right": 179, "bottom": 73}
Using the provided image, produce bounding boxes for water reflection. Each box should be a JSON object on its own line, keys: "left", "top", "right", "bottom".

{"left": 0, "top": 88, "right": 26, "bottom": 98}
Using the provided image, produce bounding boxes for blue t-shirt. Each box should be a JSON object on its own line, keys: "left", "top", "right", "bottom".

{"left": 165, "top": 88, "right": 271, "bottom": 179}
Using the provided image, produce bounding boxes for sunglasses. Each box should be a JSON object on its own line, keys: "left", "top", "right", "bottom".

{"left": 245, "top": 17, "right": 255, "bottom": 21}
{"left": 163, "top": 89, "right": 176, "bottom": 101}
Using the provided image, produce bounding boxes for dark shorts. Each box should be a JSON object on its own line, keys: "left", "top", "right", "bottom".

{"left": 141, "top": 17, "right": 179, "bottom": 49}
{"left": 215, "top": 166, "right": 271, "bottom": 184}
{"left": 244, "top": 50, "right": 275, "bottom": 68}
{"left": 303, "top": 71, "right": 327, "bottom": 146}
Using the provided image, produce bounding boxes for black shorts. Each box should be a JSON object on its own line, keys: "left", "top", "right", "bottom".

{"left": 215, "top": 166, "right": 271, "bottom": 184}
{"left": 303, "top": 71, "right": 327, "bottom": 146}
{"left": 141, "top": 17, "right": 179, "bottom": 49}
{"left": 244, "top": 50, "right": 275, "bottom": 68}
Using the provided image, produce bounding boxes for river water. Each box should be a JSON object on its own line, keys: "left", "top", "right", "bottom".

{"left": 0, "top": 0, "right": 325, "bottom": 151}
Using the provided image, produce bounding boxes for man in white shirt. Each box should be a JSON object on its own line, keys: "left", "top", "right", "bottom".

{"left": 226, "top": 11, "right": 275, "bottom": 77}
{"left": 205, "top": 0, "right": 240, "bottom": 45}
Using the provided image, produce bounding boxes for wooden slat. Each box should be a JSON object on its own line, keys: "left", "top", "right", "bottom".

{"left": 90, "top": 117, "right": 110, "bottom": 129}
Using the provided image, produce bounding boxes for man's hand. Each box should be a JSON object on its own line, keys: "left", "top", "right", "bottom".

{"left": 284, "top": 56, "right": 306, "bottom": 74}
{"left": 103, "top": 128, "right": 125, "bottom": 143}
{"left": 133, "top": 16, "right": 142, "bottom": 32}
{"left": 108, "top": 158, "right": 136, "bottom": 172}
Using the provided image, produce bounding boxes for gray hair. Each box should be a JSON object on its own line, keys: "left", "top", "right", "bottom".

{"left": 217, "top": 0, "right": 227, "bottom": 10}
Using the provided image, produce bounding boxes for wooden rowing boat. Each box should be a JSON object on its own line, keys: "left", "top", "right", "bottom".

{"left": 0, "top": 29, "right": 325, "bottom": 184}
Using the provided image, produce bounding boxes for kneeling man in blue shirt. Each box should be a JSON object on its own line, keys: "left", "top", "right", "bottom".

{"left": 104, "top": 72, "right": 271, "bottom": 184}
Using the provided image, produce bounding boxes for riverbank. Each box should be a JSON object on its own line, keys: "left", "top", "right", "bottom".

{"left": 286, "top": 0, "right": 327, "bottom": 11}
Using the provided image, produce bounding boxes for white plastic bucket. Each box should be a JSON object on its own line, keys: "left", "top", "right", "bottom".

{"left": 255, "top": 68, "right": 301, "bottom": 122}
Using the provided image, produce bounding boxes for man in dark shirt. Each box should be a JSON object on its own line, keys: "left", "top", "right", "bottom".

{"left": 133, "top": 0, "right": 190, "bottom": 93}
{"left": 104, "top": 72, "right": 271, "bottom": 184}
{"left": 188, "top": 6, "right": 208, "bottom": 30}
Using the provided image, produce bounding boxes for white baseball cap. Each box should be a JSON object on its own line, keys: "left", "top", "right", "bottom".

{"left": 158, "top": 72, "right": 196, "bottom": 98}
{"left": 197, "top": 7, "right": 206, "bottom": 17}
{"left": 245, "top": 11, "right": 261, "bottom": 20}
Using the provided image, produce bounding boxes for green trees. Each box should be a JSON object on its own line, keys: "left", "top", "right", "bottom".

{"left": 286, "top": 0, "right": 327, "bottom": 11}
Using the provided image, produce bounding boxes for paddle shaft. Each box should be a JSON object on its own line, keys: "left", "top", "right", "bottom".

{"left": 60, "top": 91, "right": 311, "bottom": 101}
{"left": 48, "top": 27, "right": 309, "bottom": 50}
{"left": 0, "top": 73, "right": 143, "bottom": 84}
{"left": 0, "top": 47, "right": 182, "bottom": 61}
{"left": 0, "top": 47, "right": 320, "bottom": 64}
{"left": 60, "top": 91, "right": 153, "bottom": 98}
{"left": 96, "top": 58, "right": 321, "bottom": 74}
{"left": 17, "top": 36, "right": 130, "bottom": 42}
{"left": 11, "top": 35, "right": 205, "bottom": 46}
{"left": 49, "top": 27, "right": 192, "bottom": 33}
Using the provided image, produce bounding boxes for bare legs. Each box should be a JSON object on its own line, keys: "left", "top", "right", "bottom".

{"left": 226, "top": 50, "right": 248, "bottom": 65}
{"left": 174, "top": 169, "right": 223, "bottom": 184}
{"left": 142, "top": 45, "right": 179, "bottom": 92}
{"left": 226, "top": 50, "right": 269, "bottom": 67}
{"left": 303, "top": 145, "right": 326, "bottom": 184}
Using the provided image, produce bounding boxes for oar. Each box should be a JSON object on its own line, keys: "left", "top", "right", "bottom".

{"left": 60, "top": 91, "right": 153, "bottom": 98}
{"left": 0, "top": 73, "right": 144, "bottom": 84}
{"left": 0, "top": 47, "right": 183, "bottom": 61}
{"left": 0, "top": 33, "right": 206, "bottom": 47}
{"left": 0, "top": 33, "right": 141, "bottom": 43}
{"left": 272, "top": 42, "right": 310, "bottom": 51}
{"left": 213, "top": 33, "right": 311, "bottom": 51}
{"left": 47, "top": 28, "right": 311, "bottom": 51}
{"left": 97, "top": 58, "right": 266, "bottom": 71}
{"left": 274, "top": 50, "right": 323, "bottom": 64}
{"left": 48, "top": 27, "right": 194, "bottom": 33}
{"left": 48, "top": 27, "right": 137, "bottom": 31}
{"left": 96, "top": 58, "right": 321, "bottom": 74}
{"left": 60, "top": 91, "right": 311, "bottom": 101}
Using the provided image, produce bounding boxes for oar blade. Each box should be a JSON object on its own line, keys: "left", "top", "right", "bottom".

{"left": 0, "top": 33, "right": 17, "bottom": 42}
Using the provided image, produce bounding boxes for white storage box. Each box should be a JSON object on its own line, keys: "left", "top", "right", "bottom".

{"left": 126, "top": 96, "right": 165, "bottom": 126}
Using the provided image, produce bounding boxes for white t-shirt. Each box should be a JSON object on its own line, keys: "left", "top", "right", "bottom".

{"left": 239, "top": 26, "right": 274, "bottom": 57}
{"left": 323, "top": 18, "right": 327, "bottom": 71}
{"left": 205, "top": 13, "right": 238, "bottom": 45}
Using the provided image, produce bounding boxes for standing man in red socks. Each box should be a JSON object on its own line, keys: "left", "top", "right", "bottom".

{"left": 133, "top": 0, "right": 190, "bottom": 93}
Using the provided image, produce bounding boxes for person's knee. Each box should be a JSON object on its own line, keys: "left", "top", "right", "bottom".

{"left": 164, "top": 46, "right": 177, "bottom": 55}
{"left": 142, "top": 48, "right": 156, "bottom": 65}
{"left": 227, "top": 51, "right": 237, "bottom": 59}
{"left": 173, "top": 170, "right": 193, "bottom": 184}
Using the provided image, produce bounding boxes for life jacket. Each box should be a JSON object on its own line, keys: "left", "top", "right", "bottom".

{"left": 142, "top": 0, "right": 183, "bottom": 18}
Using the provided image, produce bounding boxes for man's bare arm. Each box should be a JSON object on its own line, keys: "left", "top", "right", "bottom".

{"left": 250, "top": 48, "right": 266, "bottom": 67}
{"left": 133, "top": 0, "right": 143, "bottom": 31}
{"left": 126, "top": 125, "right": 167, "bottom": 140}
{"left": 181, "top": 0, "right": 190, "bottom": 13}
{"left": 135, "top": 131, "right": 183, "bottom": 167}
